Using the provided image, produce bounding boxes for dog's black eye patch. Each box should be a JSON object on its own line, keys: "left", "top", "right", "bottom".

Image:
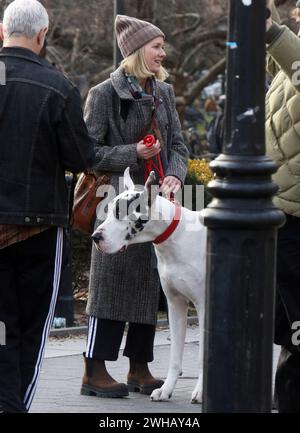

{"left": 134, "top": 217, "right": 147, "bottom": 232}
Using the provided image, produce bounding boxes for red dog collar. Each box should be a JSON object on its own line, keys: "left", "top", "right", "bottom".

{"left": 153, "top": 204, "right": 182, "bottom": 245}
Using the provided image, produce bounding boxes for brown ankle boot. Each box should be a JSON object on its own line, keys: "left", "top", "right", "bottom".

{"left": 81, "top": 355, "right": 128, "bottom": 398}
{"left": 127, "top": 359, "right": 164, "bottom": 395}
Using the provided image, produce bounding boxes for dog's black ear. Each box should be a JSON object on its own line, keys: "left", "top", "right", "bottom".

{"left": 144, "top": 171, "right": 158, "bottom": 208}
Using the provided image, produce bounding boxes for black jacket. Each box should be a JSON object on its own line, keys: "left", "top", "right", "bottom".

{"left": 0, "top": 47, "right": 95, "bottom": 227}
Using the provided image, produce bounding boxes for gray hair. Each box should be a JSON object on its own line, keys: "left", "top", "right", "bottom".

{"left": 3, "top": 0, "right": 49, "bottom": 39}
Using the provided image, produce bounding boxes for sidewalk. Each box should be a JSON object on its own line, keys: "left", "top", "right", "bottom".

{"left": 30, "top": 325, "right": 280, "bottom": 413}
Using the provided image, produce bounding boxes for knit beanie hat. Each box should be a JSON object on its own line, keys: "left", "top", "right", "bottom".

{"left": 115, "top": 15, "right": 165, "bottom": 58}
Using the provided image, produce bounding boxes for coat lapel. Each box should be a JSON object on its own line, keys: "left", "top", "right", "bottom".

{"left": 156, "top": 87, "right": 170, "bottom": 153}
{"left": 110, "top": 67, "right": 170, "bottom": 150}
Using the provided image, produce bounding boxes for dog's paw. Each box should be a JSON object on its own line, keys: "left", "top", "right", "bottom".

{"left": 191, "top": 388, "right": 202, "bottom": 404}
{"left": 150, "top": 387, "right": 172, "bottom": 402}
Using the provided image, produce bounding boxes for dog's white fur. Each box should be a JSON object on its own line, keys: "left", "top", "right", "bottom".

{"left": 92, "top": 168, "right": 207, "bottom": 403}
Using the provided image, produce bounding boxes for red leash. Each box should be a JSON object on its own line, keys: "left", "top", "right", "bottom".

{"left": 143, "top": 134, "right": 181, "bottom": 244}
{"left": 143, "top": 134, "right": 165, "bottom": 183}
{"left": 143, "top": 134, "right": 175, "bottom": 202}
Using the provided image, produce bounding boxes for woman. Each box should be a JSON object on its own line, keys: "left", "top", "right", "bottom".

{"left": 81, "top": 14, "right": 189, "bottom": 398}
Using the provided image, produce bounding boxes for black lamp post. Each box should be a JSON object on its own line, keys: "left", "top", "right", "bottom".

{"left": 202, "top": 0, "right": 285, "bottom": 412}
{"left": 114, "top": 0, "right": 124, "bottom": 69}
{"left": 55, "top": 174, "right": 75, "bottom": 327}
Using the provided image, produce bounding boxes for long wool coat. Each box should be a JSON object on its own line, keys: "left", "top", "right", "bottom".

{"left": 85, "top": 66, "right": 188, "bottom": 325}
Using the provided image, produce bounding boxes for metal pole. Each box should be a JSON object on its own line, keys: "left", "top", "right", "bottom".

{"left": 202, "top": 0, "right": 285, "bottom": 413}
{"left": 113, "top": 0, "right": 124, "bottom": 70}
{"left": 55, "top": 225, "right": 73, "bottom": 327}
{"left": 55, "top": 174, "right": 75, "bottom": 327}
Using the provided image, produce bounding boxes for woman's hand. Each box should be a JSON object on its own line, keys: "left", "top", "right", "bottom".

{"left": 160, "top": 176, "right": 181, "bottom": 195}
{"left": 137, "top": 139, "right": 161, "bottom": 160}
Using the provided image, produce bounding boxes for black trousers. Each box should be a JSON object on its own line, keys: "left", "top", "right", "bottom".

{"left": 85, "top": 317, "right": 155, "bottom": 362}
{"left": 274, "top": 214, "right": 300, "bottom": 413}
{"left": 0, "top": 228, "right": 64, "bottom": 413}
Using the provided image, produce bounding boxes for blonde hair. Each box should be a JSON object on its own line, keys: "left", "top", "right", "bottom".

{"left": 121, "top": 46, "right": 169, "bottom": 82}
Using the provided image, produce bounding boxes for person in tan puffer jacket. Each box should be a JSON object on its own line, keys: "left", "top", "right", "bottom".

{"left": 266, "top": 0, "right": 300, "bottom": 413}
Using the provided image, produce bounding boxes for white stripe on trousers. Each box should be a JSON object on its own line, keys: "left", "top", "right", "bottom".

{"left": 23, "top": 227, "right": 64, "bottom": 410}
{"left": 86, "top": 316, "right": 98, "bottom": 358}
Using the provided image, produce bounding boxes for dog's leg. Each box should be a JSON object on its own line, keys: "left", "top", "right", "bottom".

{"left": 151, "top": 293, "right": 188, "bottom": 402}
{"left": 191, "top": 304, "right": 204, "bottom": 404}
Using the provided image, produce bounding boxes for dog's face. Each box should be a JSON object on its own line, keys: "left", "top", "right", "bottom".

{"left": 92, "top": 168, "right": 156, "bottom": 254}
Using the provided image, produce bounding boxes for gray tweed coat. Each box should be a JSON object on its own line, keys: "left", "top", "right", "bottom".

{"left": 85, "top": 66, "right": 188, "bottom": 325}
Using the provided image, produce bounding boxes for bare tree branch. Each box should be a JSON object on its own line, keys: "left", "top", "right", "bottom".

{"left": 160, "top": 13, "right": 201, "bottom": 21}
{"left": 70, "top": 28, "right": 80, "bottom": 67}
{"left": 182, "top": 29, "right": 227, "bottom": 51}
{"left": 172, "top": 17, "right": 202, "bottom": 36}
{"left": 184, "top": 57, "right": 226, "bottom": 106}
{"left": 179, "top": 39, "right": 216, "bottom": 74}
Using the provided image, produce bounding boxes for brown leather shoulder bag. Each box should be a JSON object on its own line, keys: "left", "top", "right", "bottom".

{"left": 71, "top": 172, "right": 110, "bottom": 234}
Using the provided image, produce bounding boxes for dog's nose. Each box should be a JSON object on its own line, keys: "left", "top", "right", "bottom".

{"left": 91, "top": 230, "right": 104, "bottom": 244}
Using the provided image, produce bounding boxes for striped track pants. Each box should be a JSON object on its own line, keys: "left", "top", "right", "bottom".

{"left": 0, "top": 227, "right": 64, "bottom": 412}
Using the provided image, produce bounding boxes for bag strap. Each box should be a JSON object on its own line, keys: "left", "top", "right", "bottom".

{"left": 69, "top": 171, "right": 98, "bottom": 227}
{"left": 150, "top": 87, "right": 168, "bottom": 171}
{"left": 68, "top": 173, "right": 77, "bottom": 226}
{"left": 136, "top": 86, "right": 161, "bottom": 142}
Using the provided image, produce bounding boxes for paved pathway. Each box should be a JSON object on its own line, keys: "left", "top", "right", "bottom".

{"left": 30, "top": 325, "right": 280, "bottom": 413}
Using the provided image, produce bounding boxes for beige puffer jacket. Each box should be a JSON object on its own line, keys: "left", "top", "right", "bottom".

{"left": 266, "top": 22, "right": 300, "bottom": 217}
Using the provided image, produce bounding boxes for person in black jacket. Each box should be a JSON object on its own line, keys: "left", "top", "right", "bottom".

{"left": 0, "top": 0, "right": 95, "bottom": 413}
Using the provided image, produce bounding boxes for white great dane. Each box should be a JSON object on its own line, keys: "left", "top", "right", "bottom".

{"left": 92, "top": 167, "right": 207, "bottom": 403}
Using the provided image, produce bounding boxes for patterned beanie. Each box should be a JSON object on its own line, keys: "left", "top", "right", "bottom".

{"left": 115, "top": 15, "right": 165, "bottom": 58}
